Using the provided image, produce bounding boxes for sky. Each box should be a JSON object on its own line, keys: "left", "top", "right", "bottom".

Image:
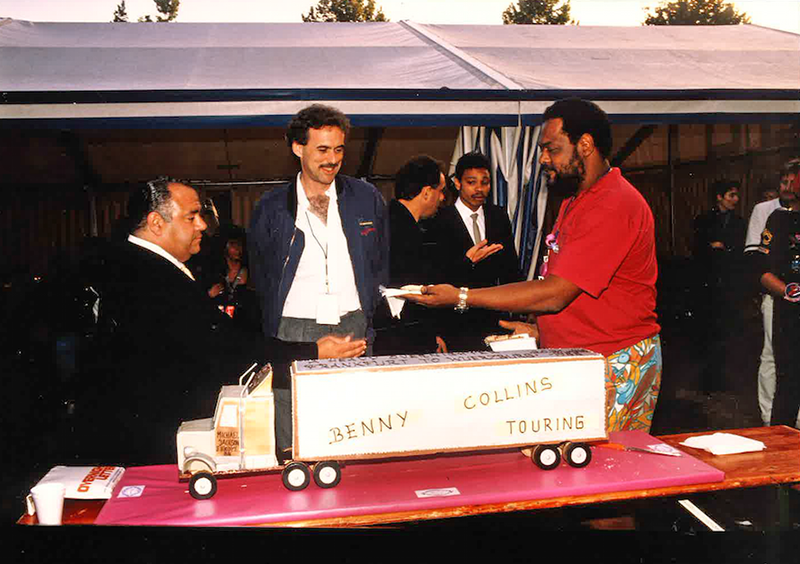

{"left": 0, "top": 0, "right": 798, "bottom": 34}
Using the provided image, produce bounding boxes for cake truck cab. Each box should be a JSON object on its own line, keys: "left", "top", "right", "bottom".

{"left": 177, "top": 349, "right": 608, "bottom": 500}
{"left": 176, "top": 363, "right": 282, "bottom": 499}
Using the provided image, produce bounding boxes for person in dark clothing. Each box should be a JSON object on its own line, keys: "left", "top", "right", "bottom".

{"left": 427, "top": 152, "right": 522, "bottom": 351}
{"left": 373, "top": 155, "right": 447, "bottom": 355}
{"left": 692, "top": 179, "right": 746, "bottom": 393}
{"left": 693, "top": 179, "right": 746, "bottom": 258}
{"left": 194, "top": 225, "right": 261, "bottom": 332}
{"left": 71, "top": 178, "right": 366, "bottom": 466}
{"left": 756, "top": 176, "right": 800, "bottom": 427}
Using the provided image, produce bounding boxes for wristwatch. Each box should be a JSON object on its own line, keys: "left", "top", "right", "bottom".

{"left": 455, "top": 287, "right": 469, "bottom": 313}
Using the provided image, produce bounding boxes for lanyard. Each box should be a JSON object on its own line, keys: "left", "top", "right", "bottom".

{"left": 305, "top": 210, "right": 330, "bottom": 293}
{"left": 539, "top": 196, "right": 575, "bottom": 279}
{"left": 546, "top": 195, "right": 576, "bottom": 254}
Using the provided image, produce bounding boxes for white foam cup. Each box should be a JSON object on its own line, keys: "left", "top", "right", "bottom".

{"left": 30, "top": 482, "right": 66, "bottom": 525}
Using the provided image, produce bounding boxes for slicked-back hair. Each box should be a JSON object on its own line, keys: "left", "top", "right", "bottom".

{"left": 454, "top": 151, "right": 491, "bottom": 182}
{"left": 543, "top": 98, "right": 613, "bottom": 160}
{"left": 127, "top": 177, "right": 180, "bottom": 234}
{"left": 395, "top": 155, "right": 442, "bottom": 201}
{"left": 711, "top": 179, "right": 739, "bottom": 200}
{"left": 285, "top": 104, "right": 351, "bottom": 147}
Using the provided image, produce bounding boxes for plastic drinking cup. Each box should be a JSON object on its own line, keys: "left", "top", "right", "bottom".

{"left": 30, "top": 482, "right": 66, "bottom": 525}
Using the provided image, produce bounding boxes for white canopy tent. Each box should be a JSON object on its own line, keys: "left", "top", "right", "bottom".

{"left": 2, "top": 19, "right": 798, "bottom": 125}
{"left": 1, "top": 19, "right": 798, "bottom": 276}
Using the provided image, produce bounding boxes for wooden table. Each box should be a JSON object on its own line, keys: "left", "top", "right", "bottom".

{"left": 272, "top": 425, "right": 800, "bottom": 528}
{"left": 17, "top": 426, "right": 800, "bottom": 528}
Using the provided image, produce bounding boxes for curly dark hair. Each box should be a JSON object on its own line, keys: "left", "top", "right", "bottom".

{"left": 543, "top": 98, "right": 613, "bottom": 160}
{"left": 285, "top": 104, "right": 351, "bottom": 147}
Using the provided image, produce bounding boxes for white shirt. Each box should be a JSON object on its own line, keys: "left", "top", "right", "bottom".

{"left": 744, "top": 198, "right": 784, "bottom": 253}
{"left": 128, "top": 234, "right": 195, "bottom": 281}
{"left": 455, "top": 197, "right": 485, "bottom": 245}
{"left": 281, "top": 174, "right": 361, "bottom": 319}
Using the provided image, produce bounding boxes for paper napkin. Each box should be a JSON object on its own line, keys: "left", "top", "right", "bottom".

{"left": 380, "top": 285, "right": 423, "bottom": 318}
{"left": 679, "top": 432, "right": 766, "bottom": 455}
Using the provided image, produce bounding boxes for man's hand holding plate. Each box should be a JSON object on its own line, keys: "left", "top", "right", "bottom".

{"left": 404, "top": 284, "right": 460, "bottom": 308}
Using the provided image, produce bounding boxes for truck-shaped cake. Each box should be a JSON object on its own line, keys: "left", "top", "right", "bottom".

{"left": 177, "top": 349, "right": 608, "bottom": 499}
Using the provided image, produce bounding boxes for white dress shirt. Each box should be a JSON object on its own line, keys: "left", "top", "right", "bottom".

{"left": 128, "top": 234, "right": 195, "bottom": 281}
{"left": 282, "top": 174, "right": 361, "bottom": 320}
{"left": 454, "top": 197, "right": 486, "bottom": 245}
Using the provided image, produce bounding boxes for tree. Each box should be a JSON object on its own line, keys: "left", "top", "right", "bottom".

{"left": 502, "top": 0, "right": 572, "bottom": 25}
{"left": 643, "top": 0, "right": 750, "bottom": 25}
{"left": 302, "top": 0, "right": 388, "bottom": 22}
{"left": 113, "top": 0, "right": 180, "bottom": 22}
{"left": 153, "top": 0, "right": 180, "bottom": 22}
{"left": 112, "top": 1, "right": 128, "bottom": 22}
{"left": 139, "top": 0, "right": 180, "bottom": 22}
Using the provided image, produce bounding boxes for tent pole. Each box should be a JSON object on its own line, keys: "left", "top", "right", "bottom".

{"left": 668, "top": 124, "right": 678, "bottom": 254}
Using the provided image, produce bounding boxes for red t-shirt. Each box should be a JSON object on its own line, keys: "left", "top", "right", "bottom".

{"left": 537, "top": 168, "right": 660, "bottom": 357}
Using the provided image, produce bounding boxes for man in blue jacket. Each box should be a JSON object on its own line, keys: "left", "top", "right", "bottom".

{"left": 249, "top": 105, "right": 388, "bottom": 456}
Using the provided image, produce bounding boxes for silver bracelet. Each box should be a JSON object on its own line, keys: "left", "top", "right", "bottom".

{"left": 455, "top": 287, "right": 469, "bottom": 313}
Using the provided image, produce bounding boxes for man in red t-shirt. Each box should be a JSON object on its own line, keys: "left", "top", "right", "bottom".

{"left": 409, "top": 98, "right": 662, "bottom": 432}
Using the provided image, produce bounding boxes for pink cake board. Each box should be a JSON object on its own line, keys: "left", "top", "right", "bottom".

{"left": 95, "top": 431, "right": 724, "bottom": 527}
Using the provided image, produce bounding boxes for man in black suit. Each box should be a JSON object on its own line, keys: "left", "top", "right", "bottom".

{"left": 73, "top": 178, "right": 365, "bottom": 465}
{"left": 373, "top": 155, "right": 447, "bottom": 355}
{"left": 428, "top": 152, "right": 522, "bottom": 351}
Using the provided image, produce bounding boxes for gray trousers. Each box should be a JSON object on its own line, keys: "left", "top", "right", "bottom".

{"left": 274, "top": 310, "right": 367, "bottom": 458}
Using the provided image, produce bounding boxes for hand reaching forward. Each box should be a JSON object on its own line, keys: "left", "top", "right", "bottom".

{"left": 404, "top": 284, "right": 459, "bottom": 308}
{"left": 467, "top": 240, "right": 503, "bottom": 264}
{"left": 316, "top": 334, "right": 367, "bottom": 359}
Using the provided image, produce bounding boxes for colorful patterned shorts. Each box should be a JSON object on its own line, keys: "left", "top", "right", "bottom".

{"left": 604, "top": 335, "right": 663, "bottom": 433}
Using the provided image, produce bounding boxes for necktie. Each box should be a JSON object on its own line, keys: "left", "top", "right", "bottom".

{"left": 471, "top": 212, "right": 482, "bottom": 244}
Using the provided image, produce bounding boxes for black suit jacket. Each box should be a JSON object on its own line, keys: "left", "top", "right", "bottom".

{"left": 373, "top": 200, "right": 440, "bottom": 355}
{"left": 74, "top": 241, "right": 316, "bottom": 465}
{"left": 428, "top": 202, "right": 522, "bottom": 351}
